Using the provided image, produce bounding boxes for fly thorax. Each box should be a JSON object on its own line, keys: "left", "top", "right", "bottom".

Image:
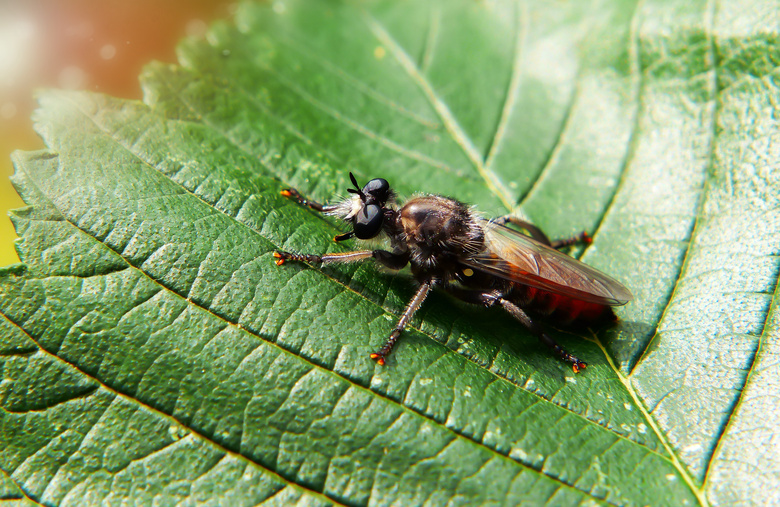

{"left": 399, "top": 196, "right": 481, "bottom": 264}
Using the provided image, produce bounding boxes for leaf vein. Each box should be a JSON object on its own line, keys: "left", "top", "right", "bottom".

{"left": 513, "top": 69, "right": 580, "bottom": 213}
{"left": 0, "top": 312, "right": 343, "bottom": 507}
{"left": 483, "top": 1, "right": 528, "bottom": 173}
{"left": 272, "top": 32, "right": 440, "bottom": 130}
{"left": 364, "top": 12, "right": 514, "bottom": 210}
{"left": 0, "top": 466, "right": 48, "bottom": 507}
{"left": 221, "top": 55, "right": 471, "bottom": 180}
{"left": 418, "top": 4, "right": 440, "bottom": 73}
{"left": 592, "top": 334, "right": 709, "bottom": 506}
{"left": 576, "top": 0, "right": 643, "bottom": 250}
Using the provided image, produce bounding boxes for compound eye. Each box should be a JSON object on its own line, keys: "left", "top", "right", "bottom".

{"left": 362, "top": 178, "right": 390, "bottom": 204}
{"left": 353, "top": 204, "right": 383, "bottom": 239}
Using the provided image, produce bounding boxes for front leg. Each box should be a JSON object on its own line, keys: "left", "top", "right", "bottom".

{"left": 281, "top": 186, "right": 333, "bottom": 213}
{"left": 282, "top": 187, "right": 358, "bottom": 242}
{"left": 282, "top": 188, "right": 355, "bottom": 242}
{"left": 274, "top": 249, "right": 373, "bottom": 265}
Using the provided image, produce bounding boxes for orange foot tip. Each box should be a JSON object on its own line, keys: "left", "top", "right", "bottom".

{"left": 280, "top": 189, "right": 293, "bottom": 197}
{"left": 582, "top": 232, "right": 593, "bottom": 244}
{"left": 273, "top": 252, "right": 286, "bottom": 265}
{"left": 572, "top": 362, "right": 587, "bottom": 374}
{"left": 370, "top": 353, "right": 386, "bottom": 366}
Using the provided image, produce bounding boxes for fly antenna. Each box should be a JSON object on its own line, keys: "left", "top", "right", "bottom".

{"left": 347, "top": 172, "right": 366, "bottom": 201}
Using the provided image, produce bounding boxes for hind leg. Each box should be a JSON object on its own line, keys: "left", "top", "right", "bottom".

{"left": 493, "top": 216, "right": 592, "bottom": 250}
{"left": 445, "top": 286, "right": 587, "bottom": 373}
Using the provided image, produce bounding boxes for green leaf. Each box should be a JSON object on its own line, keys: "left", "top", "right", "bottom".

{"left": 2, "top": 0, "right": 778, "bottom": 505}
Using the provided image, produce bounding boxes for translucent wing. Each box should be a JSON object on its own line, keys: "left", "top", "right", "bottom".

{"left": 462, "top": 220, "right": 633, "bottom": 306}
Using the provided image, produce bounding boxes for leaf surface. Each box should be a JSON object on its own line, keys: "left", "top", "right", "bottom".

{"left": 1, "top": 0, "right": 778, "bottom": 505}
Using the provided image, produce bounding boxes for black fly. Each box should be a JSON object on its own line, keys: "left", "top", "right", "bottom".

{"left": 274, "top": 173, "right": 632, "bottom": 372}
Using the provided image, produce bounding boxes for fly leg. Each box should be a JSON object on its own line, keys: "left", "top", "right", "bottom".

{"left": 445, "top": 286, "right": 587, "bottom": 373}
{"left": 493, "top": 216, "right": 592, "bottom": 250}
{"left": 550, "top": 232, "right": 592, "bottom": 250}
{"left": 493, "top": 216, "right": 552, "bottom": 245}
{"left": 370, "top": 280, "right": 432, "bottom": 365}
{"left": 274, "top": 250, "right": 373, "bottom": 265}
{"left": 280, "top": 187, "right": 330, "bottom": 212}
{"left": 274, "top": 249, "right": 409, "bottom": 269}
{"left": 280, "top": 187, "right": 354, "bottom": 242}
{"left": 497, "top": 298, "right": 587, "bottom": 373}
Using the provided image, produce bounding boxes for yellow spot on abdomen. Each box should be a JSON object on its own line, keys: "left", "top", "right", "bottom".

{"left": 463, "top": 268, "right": 474, "bottom": 277}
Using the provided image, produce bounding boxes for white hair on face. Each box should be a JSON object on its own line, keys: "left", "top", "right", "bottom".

{"left": 325, "top": 194, "right": 364, "bottom": 221}
{"left": 326, "top": 192, "right": 398, "bottom": 222}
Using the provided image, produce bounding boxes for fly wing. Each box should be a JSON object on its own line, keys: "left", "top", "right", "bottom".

{"left": 462, "top": 220, "right": 633, "bottom": 306}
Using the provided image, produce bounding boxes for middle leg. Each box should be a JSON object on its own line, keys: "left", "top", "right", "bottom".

{"left": 370, "top": 280, "right": 432, "bottom": 365}
{"left": 274, "top": 249, "right": 409, "bottom": 269}
{"left": 497, "top": 297, "right": 587, "bottom": 373}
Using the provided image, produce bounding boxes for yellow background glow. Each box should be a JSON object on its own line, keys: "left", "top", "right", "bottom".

{"left": 0, "top": 0, "right": 235, "bottom": 267}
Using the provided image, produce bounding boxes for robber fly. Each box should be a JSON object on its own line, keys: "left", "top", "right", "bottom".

{"left": 274, "top": 173, "right": 632, "bottom": 372}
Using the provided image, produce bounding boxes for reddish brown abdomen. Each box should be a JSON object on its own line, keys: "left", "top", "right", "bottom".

{"left": 514, "top": 285, "right": 615, "bottom": 325}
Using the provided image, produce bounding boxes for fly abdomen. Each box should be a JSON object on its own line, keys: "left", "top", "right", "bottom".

{"left": 512, "top": 285, "right": 614, "bottom": 325}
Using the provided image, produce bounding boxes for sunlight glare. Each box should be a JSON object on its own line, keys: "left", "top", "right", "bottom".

{"left": 0, "top": 16, "right": 39, "bottom": 88}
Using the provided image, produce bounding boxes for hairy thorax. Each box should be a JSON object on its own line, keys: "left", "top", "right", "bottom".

{"left": 394, "top": 195, "right": 483, "bottom": 276}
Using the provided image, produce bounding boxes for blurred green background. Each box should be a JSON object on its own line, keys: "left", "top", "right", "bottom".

{"left": 0, "top": 0, "right": 235, "bottom": 267}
